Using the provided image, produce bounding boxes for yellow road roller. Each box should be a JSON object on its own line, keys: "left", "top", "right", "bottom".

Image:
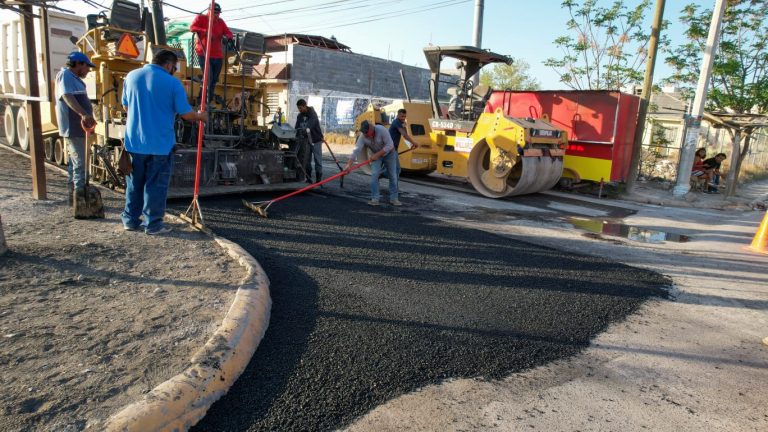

{"left": 355, "top": 46, "right": 568, "bottom": 198}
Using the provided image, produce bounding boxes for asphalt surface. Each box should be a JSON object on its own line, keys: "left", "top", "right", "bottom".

{"left": 168, "top": 191, "right": 669, "bottom": 432}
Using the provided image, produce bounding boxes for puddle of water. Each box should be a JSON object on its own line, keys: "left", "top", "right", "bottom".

{"left": 568, "top": 218, "right": 690, "bottom": 244}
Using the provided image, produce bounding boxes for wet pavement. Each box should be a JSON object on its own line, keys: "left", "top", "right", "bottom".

{"left": 170, "top": 192, "right": 669, "bottom": 432}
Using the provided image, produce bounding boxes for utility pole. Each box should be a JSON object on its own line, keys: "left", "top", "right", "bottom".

{"left": 625, "top": 0, "right": 665, "bottom": 194}
{"left": 470, "top": 0, "right": 484, "bottom": 86}
{"left": 20, "top": 3, "right": 47, "bottom": 200}
{"left": 672, "top": 0, "right": 726, "bottom": 197}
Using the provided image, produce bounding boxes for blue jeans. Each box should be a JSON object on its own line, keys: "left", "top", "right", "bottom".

{"left": 121, "top": 152, "right": 173, "bottom": 233}
{"left": 370, "top": 150, "right": 398, "bottom": 201}
{"left": 197, "top": 55, "right": 223, "bottom": 102}
{"left": 306, "top": 141, "right": 323, "bottom": 182}
{"left": 66, "top": 137, "right": 86, "bottom": 189}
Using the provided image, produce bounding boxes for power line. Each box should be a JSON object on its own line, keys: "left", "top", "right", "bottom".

{"left": 227, "top": 0, "right": 356, "bottom": 22}
{"left": 225, "top": 0, "right": 404, "bottom": 24}
{"left": 287, "top": 0, "right": 470, "bottom": 35}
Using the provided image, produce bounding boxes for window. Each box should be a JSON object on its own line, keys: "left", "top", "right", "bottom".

{"left": 266, "top": 92, "right": 280, "bottom": 114}
{"left": 410, "top": 124, "right": 426, "bottom": 136}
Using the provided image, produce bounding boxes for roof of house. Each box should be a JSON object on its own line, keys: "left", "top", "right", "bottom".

{"left": 264, "top": 34, "right": 351, "bottom": 52}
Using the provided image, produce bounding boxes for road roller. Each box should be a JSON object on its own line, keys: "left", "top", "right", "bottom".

{"left": 354, "top": 46, "right": 568, "bottom": 198}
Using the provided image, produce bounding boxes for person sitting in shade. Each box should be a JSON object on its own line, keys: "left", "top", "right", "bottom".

{"left": 702, "top": 153, "right": 727, "bottom": 194}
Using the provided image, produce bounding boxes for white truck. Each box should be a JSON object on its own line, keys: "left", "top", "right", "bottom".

{"left": 0, "top": 10, "right": 84, "bottom": 163}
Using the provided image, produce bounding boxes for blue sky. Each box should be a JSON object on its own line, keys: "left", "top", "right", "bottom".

{"left": 2, "top": 0, "right": 714, "bottom": 89}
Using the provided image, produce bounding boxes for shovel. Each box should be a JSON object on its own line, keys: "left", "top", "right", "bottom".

{"left": 74, "top": 128, "right": 105, "bottom": 219}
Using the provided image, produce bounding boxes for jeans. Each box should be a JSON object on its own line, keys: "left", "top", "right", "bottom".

{"left": 197, "top": 55, "right": 223, "bottom": 103}
{"left": 305, "top": 141, "right": 323, "bottom": 182}
{"left": 121, "top": 152, "right": 173, "bottom": 233}
{"left": 370, "top": 150, "right": 399, "bottom": 201}
{"left": 66, "top": 137, "right": 86, "bottom": 189}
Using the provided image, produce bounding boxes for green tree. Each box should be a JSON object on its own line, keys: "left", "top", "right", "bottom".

{"left": 544, "top": 0, "right": 668, "bottom": 90}
{"left": 665, "top": 0, "right": 768, "bottom": 196}
{"left": 479, "top": 60, "right": 540, "bottom": 90}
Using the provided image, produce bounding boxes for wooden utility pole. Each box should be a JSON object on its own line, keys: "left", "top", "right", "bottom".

{"left": 19, "top": 4, "right": 47, "bottom": 199}
{"left": 625, "top": 0, "right": 665, "bottom": 194}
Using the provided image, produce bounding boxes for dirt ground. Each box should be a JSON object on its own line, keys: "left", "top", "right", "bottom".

{"left": 0, "top": 148, "right": 242, "bottom": 431}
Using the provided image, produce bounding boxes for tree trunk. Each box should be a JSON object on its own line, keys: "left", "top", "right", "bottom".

{"left": 0, "top": 214, "right": 6, "bottom": 256}
{"left": 725, "top": 128, "right": 742, "bottom": 197}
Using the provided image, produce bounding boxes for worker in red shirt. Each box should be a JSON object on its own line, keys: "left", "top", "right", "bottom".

{"left": 189, "top": 2, "right": 233, "bottom": 104}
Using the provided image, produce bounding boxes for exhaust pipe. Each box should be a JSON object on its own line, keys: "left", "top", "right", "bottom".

{"left": 150, "top": 0, "right": 166, "bottom": 45}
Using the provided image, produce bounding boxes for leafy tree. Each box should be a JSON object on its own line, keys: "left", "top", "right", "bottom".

{"left": 665, "top": 0, "right": 768, "bottom": 196}
{"left": 544, "top": 0, "right": 669, "bottom": 90}
{"left": 479, "top": 59, "right": 540, "bottom": 90}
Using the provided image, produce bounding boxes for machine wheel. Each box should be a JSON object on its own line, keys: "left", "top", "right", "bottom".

{"left": 467, "top": 140, "right": 564, "bottom": 198}
{"left": 467, "top": 139, "right": 516, "bottom": 198}
{"left": 3, "top": 105, "right": 18, "bottom": 146}
{"left": 44, "top": 138, "right": 54, "bottom": 161}
{"left": 16, "top": 105, "right": 29, "bottom": 151}
{"left": 54, "top": 137, "right": 65, "bottom": 165}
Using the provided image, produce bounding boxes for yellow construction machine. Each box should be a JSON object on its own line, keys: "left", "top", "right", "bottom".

{"left": 355, "top": 46, "right": 568, "bottom": 198}
{"left": 72, "top": 0, "right": 308, "bottom": 197}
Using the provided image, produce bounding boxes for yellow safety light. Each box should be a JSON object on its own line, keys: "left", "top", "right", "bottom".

{"left": 116, "top": 33, "right": 140, "bottom": 58}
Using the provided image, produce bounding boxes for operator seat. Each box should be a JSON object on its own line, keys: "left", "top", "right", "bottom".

{"left": 468, "top": 85, "right": 492, "bottom": 120}
{"left": 238, "top": 32, "right": 266, "bottom": 66}
{"left": 104, "top": 0, "right": 143, "bottom": 41}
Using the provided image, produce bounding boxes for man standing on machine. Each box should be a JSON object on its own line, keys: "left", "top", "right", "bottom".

{"left": 55, "top": 52, "right": 96, "bottom": 208}
{"left": 190, "top": 2, "right": 233, "bottom": 104}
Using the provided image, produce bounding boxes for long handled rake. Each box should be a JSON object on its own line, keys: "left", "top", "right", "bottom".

{"left": 244, "top": 147, "right": 414, "bottom": 218}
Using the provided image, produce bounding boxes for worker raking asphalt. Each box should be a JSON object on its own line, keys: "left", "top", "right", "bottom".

{"left": 174, "top": 192, "right": 670, "bottom": 432}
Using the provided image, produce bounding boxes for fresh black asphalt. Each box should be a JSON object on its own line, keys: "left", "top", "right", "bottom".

{"left": 169, "top": 191, "right": 670, "bottom": 432}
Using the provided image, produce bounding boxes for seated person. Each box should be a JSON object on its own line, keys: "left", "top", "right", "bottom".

{"left": 690, "top": 147, "right": 709, "bottom": 188}
{"left": 702, "top": 153, "right": 727, "bottom": 193}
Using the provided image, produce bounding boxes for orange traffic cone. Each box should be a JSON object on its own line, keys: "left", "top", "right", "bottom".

{"left": 748, "top": 210, "right": 768, "bottom": 254}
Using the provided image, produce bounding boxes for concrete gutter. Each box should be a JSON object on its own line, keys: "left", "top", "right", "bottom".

{"left": 104, "top": 232, "right": 271, "bottom": 431}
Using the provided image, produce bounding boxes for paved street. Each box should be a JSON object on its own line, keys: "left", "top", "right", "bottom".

{"left": 172, "top": 182, "right": 668, "bottom": 431}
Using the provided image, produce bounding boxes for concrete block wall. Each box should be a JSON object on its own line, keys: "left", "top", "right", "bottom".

{"left": 290, "top": 44, "right": 435, "bottom": 101}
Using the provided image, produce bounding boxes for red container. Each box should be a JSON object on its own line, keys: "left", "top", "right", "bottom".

{"left": 486, "top": 90, "right": 640, "bottom": 183}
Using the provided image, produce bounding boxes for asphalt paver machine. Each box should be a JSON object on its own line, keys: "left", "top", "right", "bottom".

{"left": 72, "top": 0, "right": 309, "bottom": 198}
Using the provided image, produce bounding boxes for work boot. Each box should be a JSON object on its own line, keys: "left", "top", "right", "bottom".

{"left": 67, "top": 184, "right": 74, "bottom": 207}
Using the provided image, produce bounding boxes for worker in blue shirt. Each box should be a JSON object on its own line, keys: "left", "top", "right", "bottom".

{"left": 55, "top": 52, "right": 96, "bottom": 207}
{"left": 120, "top": 50, "right": 206, "bottom": 235}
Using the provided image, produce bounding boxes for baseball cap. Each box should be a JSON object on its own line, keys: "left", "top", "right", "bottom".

{"left": 68, "top": 51, "right": 96, "bottom": 67}
{"left": 213, "top": 2, "right": 222, "bottom": 12}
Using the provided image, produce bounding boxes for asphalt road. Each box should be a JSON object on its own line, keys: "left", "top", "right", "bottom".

{"left": 171, "top": 191, "right": 669, "bottom": 432}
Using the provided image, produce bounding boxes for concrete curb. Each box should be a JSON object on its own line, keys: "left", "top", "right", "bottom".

{"left": 104, "top": 230, "right": 271, "bottom": 431}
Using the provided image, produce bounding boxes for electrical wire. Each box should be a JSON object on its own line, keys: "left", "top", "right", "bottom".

{"left": 226, "top": 0, "right": 405, "bottom": 24}
{"left": 227, "top": 0, "right": 355, "bottom": 22}
{"left": 282, "top": 0, "right": 470, "bottom": 34}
